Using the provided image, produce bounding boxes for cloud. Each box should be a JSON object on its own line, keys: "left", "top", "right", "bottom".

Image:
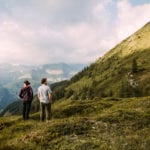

{"left": 0, "top": 0, "right": 150, "bottom": 65}
{"left": 115, "top": 0, "right": 150, "bottom": 40}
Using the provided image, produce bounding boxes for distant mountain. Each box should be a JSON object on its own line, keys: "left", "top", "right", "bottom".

{"left": 0, "top": 86, "right": 16, "bottom": 112}
{"left": 0, "top": 63, "right": 85, "bottom": 111}
{"left": 0, "top": 96, "right": 39, "bottom": 117}
{"left": 0, "top": 63, "right": 84, "bottom": 85}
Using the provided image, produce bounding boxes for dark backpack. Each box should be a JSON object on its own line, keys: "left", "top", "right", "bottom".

{"left": 19, "top": 86, "right": 33, "bottom": 101}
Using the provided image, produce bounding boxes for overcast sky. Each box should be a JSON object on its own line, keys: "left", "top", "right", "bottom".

{"left": 0, "top": 0, "right": 150, "bottom": 65}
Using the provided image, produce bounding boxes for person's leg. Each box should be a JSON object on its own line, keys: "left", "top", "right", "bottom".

{"left": 45, "top": 103, "right": 51, "bottom": 121}
{"left": 40, "top": 102, "right": 45, "bottom": 121}
{"left": 23, "top": 102, "right": 26, "bottom": 120}
{"left": 26, "top": 101, "right": 31, "bottom": 119}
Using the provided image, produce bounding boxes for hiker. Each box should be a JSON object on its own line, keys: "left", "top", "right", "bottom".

{"left": 19, "top": 80, "right": 33, "bottom": 120}
{"left": 38, "top": 78, "right": 52, "bottom": 122}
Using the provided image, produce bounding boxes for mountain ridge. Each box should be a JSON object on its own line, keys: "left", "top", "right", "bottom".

{"left": 98, "top": 21, "right": 150, "bottom": 63}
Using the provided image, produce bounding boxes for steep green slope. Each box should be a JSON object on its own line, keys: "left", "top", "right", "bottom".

{"left": 63, "top": 22, "right": 150, "bottom": 99}
{"left": 98, "top": 22, "right": 150, "bottom": 62}
{"left": 0, "top": 97, "right": 150, "bottom": 150}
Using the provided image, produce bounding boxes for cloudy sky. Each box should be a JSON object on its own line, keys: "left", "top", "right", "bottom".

{"left": 0, "top": 0, "right": 150, "bottom": 65}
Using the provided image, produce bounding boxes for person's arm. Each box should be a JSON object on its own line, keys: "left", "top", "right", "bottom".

{"left": 30, "top": 87, "right": 34, "bottom": 101}
{"left": 48, "top": 93, "right": 52, "bottom": 103}
{"left": 48, "top": 87, "right": 52, "bottom": 103}
{"left": 37, "top": 88, "right": 40, "bottom": 101}
{"left": 38, "top": 92, "right": 40, "bottom": 100}
{"left": 19, "top": 88, "right": 23, "bottom": 99}
{"left": 38, "top": 93, "right": 40, "bottom": 101}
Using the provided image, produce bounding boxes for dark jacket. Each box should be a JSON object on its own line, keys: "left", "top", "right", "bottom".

{"left": 19, "top": 86, "right": 33, "bottom": 102}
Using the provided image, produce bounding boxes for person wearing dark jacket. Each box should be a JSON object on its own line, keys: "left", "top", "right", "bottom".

{"left": 19, "top": 80, "right": 33, "bottom": 120}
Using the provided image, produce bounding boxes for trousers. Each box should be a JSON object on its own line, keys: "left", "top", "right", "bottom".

{"left": 23, "top": 101, "right": 32, "bottom": 120}
{"left": 40, "top": 102, "right": 51, "bottom": 121}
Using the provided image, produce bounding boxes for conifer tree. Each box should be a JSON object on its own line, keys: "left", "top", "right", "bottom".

{"left": 132, "top": 58, "right": 138, "bottom": 73}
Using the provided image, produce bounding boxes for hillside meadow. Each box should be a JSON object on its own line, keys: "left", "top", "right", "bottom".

{"left": 0, "top": 96, "right": 150, "bottom": 150}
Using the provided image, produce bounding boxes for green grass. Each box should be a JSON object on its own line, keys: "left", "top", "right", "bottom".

{"left": 0, "top": 97, "right": 150, "bottom": 150}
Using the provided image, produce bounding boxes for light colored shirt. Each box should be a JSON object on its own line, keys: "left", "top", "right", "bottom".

{"left": 38, "top": 84, "right": 52, "bottom": 103}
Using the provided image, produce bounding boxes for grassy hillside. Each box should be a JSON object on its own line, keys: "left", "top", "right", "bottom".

{"left": 0, "top": 97, "right": 150, "bottom": 150}
{"left": 61, "top": 22, "right": 150, "bottom": 99}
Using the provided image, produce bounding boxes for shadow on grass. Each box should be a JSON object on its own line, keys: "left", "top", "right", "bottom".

{"left": 0, "top": 145, "right": 22, "bottom": 150}
{"left": 53, "top": 102, "right": 113, "bottom": 119}
{"left": 97, "top": 109, "right": 150, "bottom": 129}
